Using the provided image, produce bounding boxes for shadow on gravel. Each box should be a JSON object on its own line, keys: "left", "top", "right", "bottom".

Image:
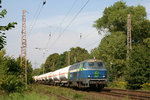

{"left": 70, "top": 87, "right": 111, "bottom": 92}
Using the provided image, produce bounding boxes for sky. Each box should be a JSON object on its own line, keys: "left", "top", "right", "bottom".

{"left": 1, "top": 0, "right": 150, "bottom": 69}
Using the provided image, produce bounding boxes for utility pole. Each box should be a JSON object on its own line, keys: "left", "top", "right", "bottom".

{"left": 21, "top": 10, "right": 27, "bottom": 89}
{"left": 127, "top": 14, "right": 132, "bottom": 60}
{"left": 68, "top": 51, "right": 70, "bottom": 65}
{"left": 74, "top": 56, "right": 76, "bottom": 63}
{"left": 53, "top": 62, "right": 55, "bottom": 71}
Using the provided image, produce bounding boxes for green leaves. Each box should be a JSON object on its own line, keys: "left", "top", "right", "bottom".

{"left": 97, "top": 32, "right": 126, "bottom": 81}
{"left": 0, "top": 2, "right": 17, "bottom": 50}
{"left": 1, "top": 75, "right": 25, "bottom": 93}
{"left": 44, "top": 53, "right": 59, "bottom": 72}
{"left": 126, "top": 44, "right": 150, "bottom": 89}
{"left": 143, "top": 38, "right": 150, "bottom": 48}
{"left": 0, "top": 9, "right": 7, "bottom": 18}
{"left": 0, "top": 32, "right": 6, "bottom": 50}
{"left": 0, "top": 55, "right": 33, "bottom": 92}
{"left": 70, "top": 47, "right": 89, "bottom": 64}
{"left": 94, "top": 1, "right": 150, "bottom": 43}
{"left": 0, "top": 22, "right": 17, "bottom": 31}
{"left": 92, "top": 1, "right": 150, "bottom": 89}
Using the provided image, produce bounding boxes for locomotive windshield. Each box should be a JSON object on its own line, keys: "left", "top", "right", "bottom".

{"left": 87, "top": 62, "right": 105, "bottom": 69}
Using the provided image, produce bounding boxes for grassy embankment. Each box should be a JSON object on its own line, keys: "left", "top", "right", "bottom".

{"left": 0, "top": 84, "right": 107, "bottom": 100}
{"left": 0, "top": 84, "right": 131, "bottom": 100}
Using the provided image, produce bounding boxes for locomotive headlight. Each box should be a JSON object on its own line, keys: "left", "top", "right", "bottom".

{"left": 88, "top": 75, "right": 90, "bottom": 77}
{"left": 103, "top": 75, "right": 105, "bottom": 78}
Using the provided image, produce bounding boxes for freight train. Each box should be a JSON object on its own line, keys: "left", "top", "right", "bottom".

{"left": 34, "top": 59, "right": 108, "bottom": 89}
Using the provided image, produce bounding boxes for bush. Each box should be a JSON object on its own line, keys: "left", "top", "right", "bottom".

{"left": 108, "top": 78, "right": 127, "bottom": 89}
{"left": 1, "top": 57, "right": 25, "bottom": 93}
{"left": 0, "top": 56, "right": 33, "bottom": 93}
{"left": 141, "top": 83, "right": 150, "bottom": 90}
{"left": 1, "top": 75, "right": 25, "bottom": 93}
{"left": 125, "top": 44, "right": 150, "bottom": 89}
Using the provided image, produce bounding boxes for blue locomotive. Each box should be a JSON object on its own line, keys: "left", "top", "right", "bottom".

{"left": 68, "top": 59, "right": 107, "bottom": 88}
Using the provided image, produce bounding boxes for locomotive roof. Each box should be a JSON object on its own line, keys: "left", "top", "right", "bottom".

{"left": 72, "top": 59, "right": 103, "bottom": 65}
{"left": 83, "top": 59, "right": 103, "bottom": 62}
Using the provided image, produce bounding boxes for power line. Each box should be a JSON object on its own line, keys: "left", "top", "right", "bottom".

{"left": 44, "top": 0, "right": 78, "bottom": 51}
{"left": 59, "top": 0, "right": 78, "bottom": 31}
{"left": 27, "top": 0, "right": 46, "bottom": 39}
{"left": 81, "top": 33, "right": 104, "bottom": 49}
{"left": 84, "top": 39, "right": 100, "bottom": 49}
{"left": 48, "top": 0, "right": 90, "bottom": 51}
{"left": 71, "top": 30, "right": 98, "bottom": 47}
{"left": 61, "top": 0, "right": 90, "bottom": 36}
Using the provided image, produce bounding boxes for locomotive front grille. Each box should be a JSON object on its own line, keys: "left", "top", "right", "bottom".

{"left": 89, "top": 80, "right": 107, "bottom": 84}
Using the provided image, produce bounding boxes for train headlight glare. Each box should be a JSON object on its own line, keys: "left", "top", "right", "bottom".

{"left": 88, "top": 75, "right": 90, "bottom": 77}
{"left": 103, "top": 75, "right": 105, "bottom": 78}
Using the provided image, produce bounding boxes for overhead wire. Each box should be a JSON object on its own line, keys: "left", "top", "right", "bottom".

{"left": 47, "top": 0, "right": 90, "bottom": 51}
{"left": 84, "top": 39, "right": 100, "bottom": 49}
{"left": 44, "top": 0, "right": 78, "bottom": 51}
{"left": 26, "top": 0, "right": 46, "bottom": 66}
{"left": 27, "top": 1, "right": 41, "bottom": 33}
{"left": 27, "top": 0, "right": 46, "bottom": 40}
{"left": 59, "top": 0, "right": 78, "bottom": 32}
{"left": 71, "top": 30, "right": 98, "bottom": 47}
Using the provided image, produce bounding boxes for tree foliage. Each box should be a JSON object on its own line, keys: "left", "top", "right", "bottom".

{"left": 91, "top": 32, "right": 126, "bottom": 81}
{"left": 44, "top": 53, "right": 59, "bottom": 72}
{"left": 0, "top": 54, "right": 33, "bottom": 92}
{"left": 0, "top": 0, "right": 17, "bottom": 50}
{"left": 92, "top": 1, "right": 150, "bottom": 89}
{"left": 94, "top": 1, "right": 150, "bottom": 42}
{"left": 0, "top": 49, "right": 5, "bottom": 83}
{"left": 70, "top": 47, "right": 89, "bottom": 65}
{"left": 126, "top": 44, "right": 150, "bottom": 89}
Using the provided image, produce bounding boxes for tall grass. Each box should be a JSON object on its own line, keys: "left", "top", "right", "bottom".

{"left": 0, "top": 92, "right": 58, "bottom": 100}
{"left": 0, "top": 84, "right": 130, "bottom": 100}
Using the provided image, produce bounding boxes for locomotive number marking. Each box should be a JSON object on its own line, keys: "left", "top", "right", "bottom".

{"left": 95, "top": 71, "right": 99, "bottom": 77}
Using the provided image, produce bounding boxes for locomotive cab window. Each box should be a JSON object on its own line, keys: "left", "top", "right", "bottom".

{"left": 87, "top": 62, "right": 105, "bottom": 69}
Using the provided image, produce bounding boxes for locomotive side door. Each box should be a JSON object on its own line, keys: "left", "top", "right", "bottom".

{"left": 78, "top": 63, "right": 84, "bottom": 81}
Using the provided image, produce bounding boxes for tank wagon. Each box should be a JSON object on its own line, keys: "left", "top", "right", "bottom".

{"left": 34, "top": 59, "right": 108, "bottom": 89}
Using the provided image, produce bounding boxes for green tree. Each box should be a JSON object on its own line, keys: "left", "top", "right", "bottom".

{"left": 94, "top": 1, "right": 150, "bottom": 43}
{"left": 1, "top": 56, "right": 33, "bottom": 92}
{"left": 0, "top": 0, "right": 17, "bottom": 50}
{"left": 1, "top": 57, "right": 25, "bottom": 92}
{"left": 126, "top": 44, "right": 150, "bottom": 89}
{"left": 55, "top": 52, "right": 68, "bottom": 69}
{"left": 44, "top": 53, "right": 59, "bottom": 72}
{"left": 93, "top": 1, "right": 150, "bottom": 88}
{"left": 70, "top": 47, "right": 89, "bottom": 65}
{"left": 91, "top": 32, "right": 126, "bottom": 81}
{"left": 16, "top": 57, "right": 33, "bottom": 84}
{"left": 32, "top": 68, "right": 43, "bottom": 76}
{"left": 0, "top": 49, "right": 6, "bottom": 84}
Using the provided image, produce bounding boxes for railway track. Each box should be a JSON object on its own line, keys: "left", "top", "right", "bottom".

{"left": 71, "top": 87, "right": 150, "bottom": 100}
{"left": 39, "top": 84, "right": 150, "bottom": 100}
{"left": 98, "top": 88, "right": 150, "bottom": 100}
